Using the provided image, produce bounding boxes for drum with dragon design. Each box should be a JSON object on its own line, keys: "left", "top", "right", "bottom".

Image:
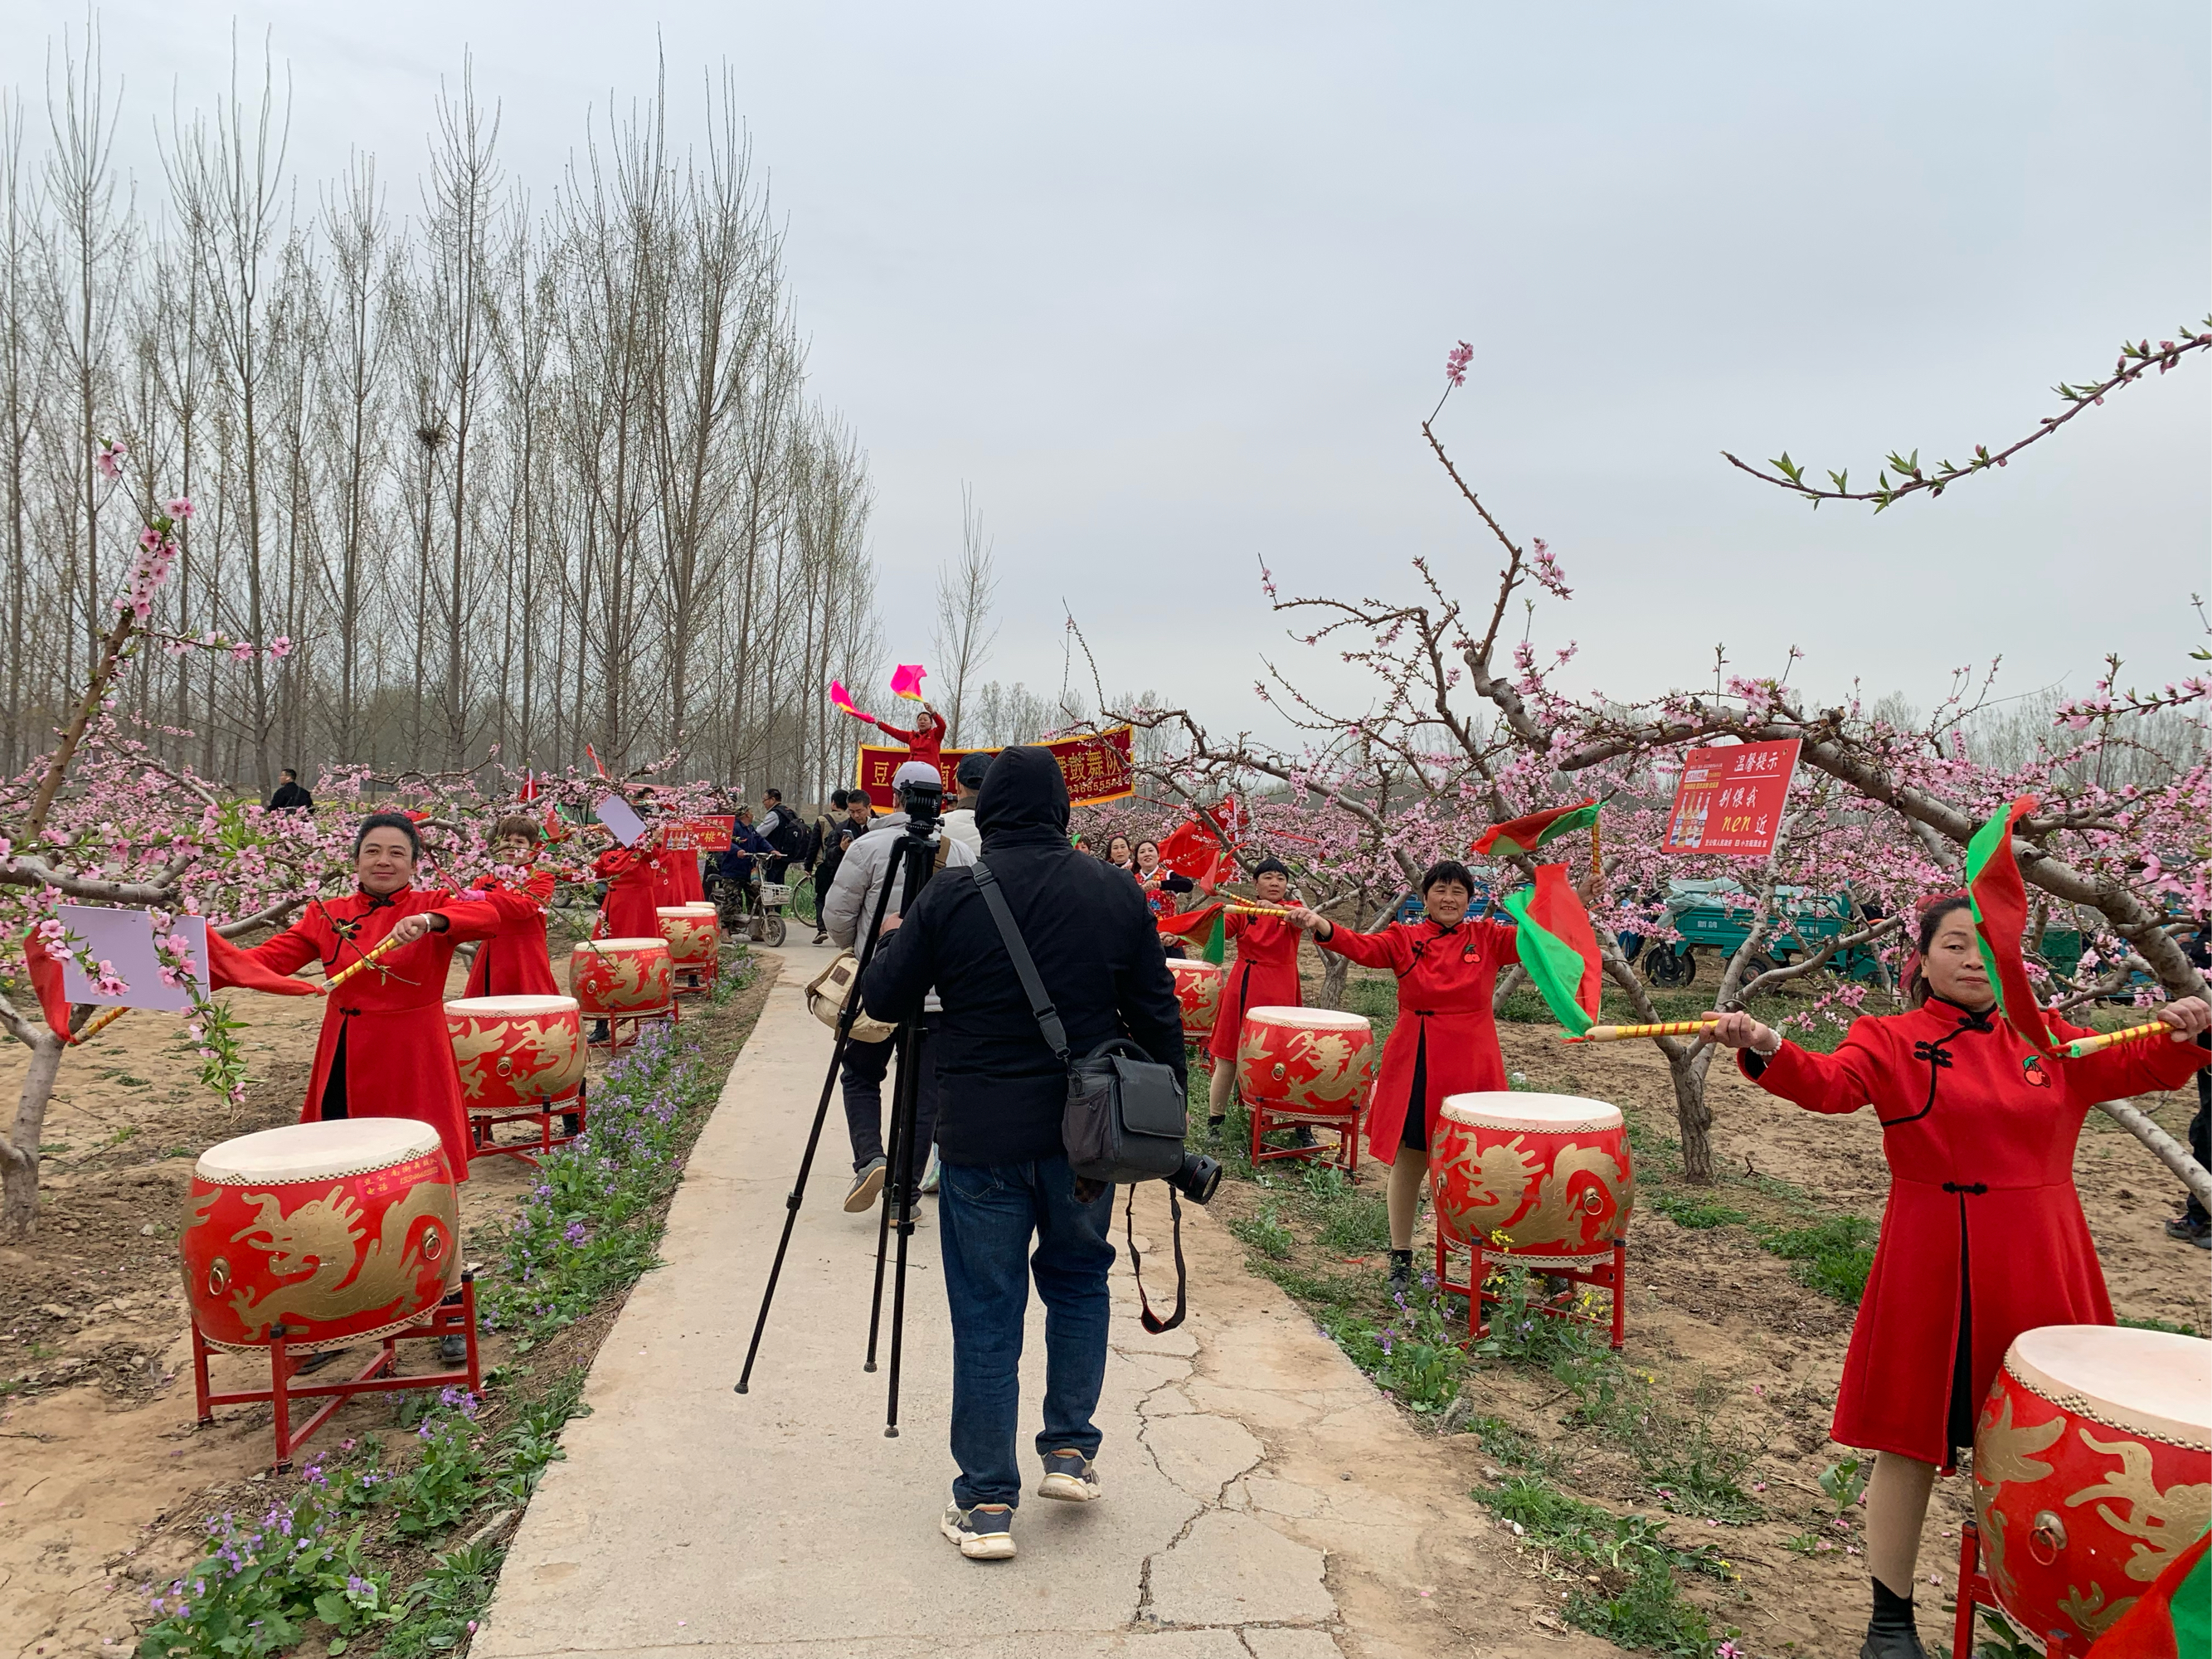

{"left": 657, "top": 904, "right": 720, "bottom": 985}
{"left": 1168, "top": 959, "right": 1224, "bottom": 1039}
{"left": 1236, "top": 1007, "right": 1375, "bottom": 1117}
{"left": 445, "top": 994, "right": 585, "bottom": 1112}
{"left": 182, "top": 1119, "right": 461, "bottom": 1354}
{"left": 1971, "top": 1325, "right": 2210, "bottom": 1652}
{"left": 570, "top": 937, "right": 674, "bottom": 1018}
{"left": 1429, "top": 1092, "right": 1634, "bottom": 1262}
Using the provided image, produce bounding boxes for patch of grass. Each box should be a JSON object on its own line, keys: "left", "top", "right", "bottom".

{"left": 1324, "top": 1286, "right": 1464, "bottom": 1414}
{"left": 1465, "top": 1413, "right": 1558, "bottom": 1476}
{"left": 1760, "top": 1215, "right": 1878, "bottom": 1304}
{"left": 2117, "top": 1311, "right": 2201, "bottom": 1337}
{"left": 1651, "top": 1191, "right": 1751, "bottom": 1230}
{"left": 1230, "top": 1204, "right": 1294, "bottom": 1261}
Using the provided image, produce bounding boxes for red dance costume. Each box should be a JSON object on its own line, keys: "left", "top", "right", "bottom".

{"left": 464, "top": 867, "right": 560, "bottom": 998}
{"left": 868, "top": 708, "right": 948, "bottom": 769}
{"left": 668, "top": 849, "right": 706, "bottom": 905}
{"left": 241, "top": 888, "right": 525, "bottom": 1180}
{"left": 1205, "top": 912, "right": 1304, "bottom": 1064}
{"left": 1743, "top": 998, "right": 2208, "bottom": 1465}
{"left": 1316, "top": 917, "right": 1514, "bottom": 1163}
{"left": 594, "top": 841, "right": 671, "bottom": 938}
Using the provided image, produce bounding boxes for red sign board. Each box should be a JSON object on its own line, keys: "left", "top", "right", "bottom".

{"left": 660, "top": 815, "right": 736, "bottom": 852}
{"left": 855, "top": 727, "right": 1136, "bottom": 811}
{"left": 1661, "top": 740, "right": 1801, "bottom": 859}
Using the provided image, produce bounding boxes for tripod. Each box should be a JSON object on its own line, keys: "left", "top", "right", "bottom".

{"left": 734, "top": 809, "right": 940, "bottom": 1439}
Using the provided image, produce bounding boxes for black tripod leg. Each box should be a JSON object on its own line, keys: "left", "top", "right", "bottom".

{"left": 882, "top": 1015, "right": 929, "bottom": 1438}
{"left": 863, "top": 1018, "right": 919, "bottom": 1374}
{"left": 735, "top": 832, "right": 909, "bottom": 1396}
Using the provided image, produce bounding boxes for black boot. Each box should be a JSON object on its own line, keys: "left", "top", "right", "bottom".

{"left": 1388, "top": 1249, "right": 1413, "bottom": 1299}
{"left": 1860, "top": 1576, "right": 1927, "bottom": 1659}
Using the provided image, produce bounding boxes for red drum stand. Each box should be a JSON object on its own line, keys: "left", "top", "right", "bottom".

{"left": 1433, "top": 1231, "right": 1627, "bottom": 1352}
{"left": 469, "top": 1080, "right": 589, "bottom": 1168}
{"left": 589, "top": 1000, "right": 678, "bottom": 1052}
{"left": 192, "top": 1272, "right": 484, "bottom": 1472}
{"left": 1248, "top": 1100, "right": 1363, "bottom": 1177}
{"left": 1951, "top": 1521, "right": 2081, "bottom": 1659}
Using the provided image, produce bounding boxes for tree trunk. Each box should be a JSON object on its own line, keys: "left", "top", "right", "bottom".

{"left": 1667, "top": 1044, "right": 1715, "bottom": 1184}
{"left": 2, "top": 1031, "right": 63, "bottom": 1239}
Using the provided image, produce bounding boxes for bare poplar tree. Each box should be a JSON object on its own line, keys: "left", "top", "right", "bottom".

{"left": 933, "top": 481, "right": 999, "bottom": 746}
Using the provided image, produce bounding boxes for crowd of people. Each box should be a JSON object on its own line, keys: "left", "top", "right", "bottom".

{"left": 241, "top": 754, "right": 2212, "bottom": 1650}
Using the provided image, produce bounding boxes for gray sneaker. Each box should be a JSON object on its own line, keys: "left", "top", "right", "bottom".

{"left": 1038, "top": 1448, "right": 1100, "bottom": 1502}
{"left": 843, "top": 1157, "right": 887, "bottom": 1214}
{"left": 940, "top": 1500, "right": 1016, "bottom": 1559}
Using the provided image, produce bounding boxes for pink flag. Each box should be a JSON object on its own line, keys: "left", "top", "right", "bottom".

{"left": 890, "top": 664, "right": 926, "bottom": 702}
{"left": 829, "top": 679, "right": 868, "bottom": 721}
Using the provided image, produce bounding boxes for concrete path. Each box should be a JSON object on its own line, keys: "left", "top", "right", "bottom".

{"left": 474, "top": 950, "right": 1602, "bottom": 1659}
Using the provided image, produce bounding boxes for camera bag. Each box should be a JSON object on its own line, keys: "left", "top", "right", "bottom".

{"left": 803, "top": 951, "right": 897, "bottom": 1043}
{"left": 971, "top": 859, "right": 1190, "bottom": 1331}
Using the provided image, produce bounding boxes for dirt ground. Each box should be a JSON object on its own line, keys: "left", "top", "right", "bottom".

{"left": 0, "top": 933, "right": 771, "bottom": 1658}
{"left": 1204, "top": 959, "right": 2210, "bottom": 1658}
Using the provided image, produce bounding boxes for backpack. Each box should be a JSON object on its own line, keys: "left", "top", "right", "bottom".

{"left": 765, "top": 808, "right": 804, "bottom": 858}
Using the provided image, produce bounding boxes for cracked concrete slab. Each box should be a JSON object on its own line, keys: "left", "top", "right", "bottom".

{"left": 474, "top": 947, "right": 1623, "bottom": 1659}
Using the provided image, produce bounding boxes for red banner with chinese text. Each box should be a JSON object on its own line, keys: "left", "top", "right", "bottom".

{"left": 854, "top": 727, "right": 1135, "bottom": 810}
{"left": 1660, "top": 741, "right": 1801, "bottom": 858}
{"left": 660, "top": 815, "right": 736, "bottom": 852}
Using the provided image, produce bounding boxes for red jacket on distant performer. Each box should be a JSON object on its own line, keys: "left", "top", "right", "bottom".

{"left": 464, "top": 867, "right": 560, "bottom": 998}
{"left": 1742, "top": 998, "right": 2209, "bottom": 1467}
{"left": 1205, "top": 912, "right": 1303, "bottom": 1065}
{"left": 239, "top": 888, "right": 525, "bottom": 1180}
{"left": 868, "top": 708, "right": 948, "bottom": 770}
{"left": 594, "top": 842, "right": 669, "bottom": 940}
{"left": 1315, "top": 915, "right": 1515, "bottom": 1163}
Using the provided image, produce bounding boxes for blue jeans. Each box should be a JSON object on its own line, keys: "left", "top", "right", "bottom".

{"left": 936, "top": 1156, "right": 1116, "bottom": 1510}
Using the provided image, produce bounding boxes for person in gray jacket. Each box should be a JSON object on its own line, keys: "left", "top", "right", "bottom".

{"left": 824, "top": 760, "right": 977, "bottom": 1212}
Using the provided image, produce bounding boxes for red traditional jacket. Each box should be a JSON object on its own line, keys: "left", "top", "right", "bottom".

{"left": 668, "top": 849, "right": 706, "bottom": 905}
{"left": 242, "top": 887, "right": 518, "bottom": 1180}
{"left": 464, "top": 867, "right": 560, "bottom": 999}
{"left": 593, "top": 843, "right": 670, "bottom": 940}
{"left": 868, "top": 709, "right": 948, "bottom": 769}
{"left": 1206, "top": 912, "right": 1304, "bottom": 1063}
{"left": 1743, "top": 998, "right": 2208, "bottom": 1465}
{"left": 1315, "top": 917, "right": 1514, "bottom": 1161}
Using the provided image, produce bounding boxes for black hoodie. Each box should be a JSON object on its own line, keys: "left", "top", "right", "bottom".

{"left": 860, "top": 746, "right": 1186, "bottom": 1166}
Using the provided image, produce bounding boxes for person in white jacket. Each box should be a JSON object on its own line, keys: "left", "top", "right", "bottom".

{"left": 824, "top": 761, "right": 977, "bottom": 1211}
{"left": 936, "top": 750, "right": 989, "bottom": 859}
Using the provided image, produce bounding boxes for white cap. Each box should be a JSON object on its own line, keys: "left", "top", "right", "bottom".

{"left": 892, "top": 761, "right": 941, "bottom": 789}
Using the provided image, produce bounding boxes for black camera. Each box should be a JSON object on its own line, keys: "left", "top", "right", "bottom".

{"left": 1169, "top": 1149, "right": 1223, "bottom": 1204}
{"left": 895, "top": 780, "right": 943, "bottom": 827}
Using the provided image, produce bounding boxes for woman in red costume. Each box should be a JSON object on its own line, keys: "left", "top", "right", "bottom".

{"left": 863, "top": 702, "right": 948, "bottom": 769}
{"left": 464, "top": 814, "right": 561, "bottom": 998}
{"left": 592, "top": 821, "right": 671, "bottom": 939}
{"left": 234, "top": 813, "right": 527, "bottom": 1182}
{"left": 1203, "top": 858, "right": 1304, "bottom": 1128}
{"left": 1709, "top": 895, "right": 2210, "bottom": 1659}
{"left": 1134, "top": 839, "right": 1196, "bottom": 956}
{"left": 1289, "top": 860, "right": 1514, "bottom": 1298}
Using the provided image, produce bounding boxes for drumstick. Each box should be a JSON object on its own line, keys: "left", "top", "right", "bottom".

{"left": 75, "top": 1005, "right": 130, "bottom": 1043}
{"left": 1227, "top": 904, "right": 1297, "bottom": 917}
{"left": 325, "top": 931, "right": 406, "bottom": 993}
{"left": 1565, "top": 1019, "right": 1718, "bottom": 1044}
{"left": 2065, "top": 1021, "right": 2180, "bottom": 1058}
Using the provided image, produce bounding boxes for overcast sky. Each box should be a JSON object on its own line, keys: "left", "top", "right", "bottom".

{"left": 14, "top": 2, "right": 2209, "bottom": 742}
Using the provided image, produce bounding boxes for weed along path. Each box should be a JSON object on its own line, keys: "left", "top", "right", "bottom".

{"left": 473, "top": 941, "right": 1595, "bottom": 1659}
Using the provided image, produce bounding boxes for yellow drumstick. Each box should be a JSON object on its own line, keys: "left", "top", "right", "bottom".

{"left": 2065, "top": 1022, "right": 2179, "bottom": 1059}
{"left": 75, "top": 1004, "right": 130, "bottom": 1043}
{"left": 1565, "top": 1019, "right": 1719, "bottom": 1045}
{"left": 1227, "top": 903, "right": 1297, "bottom": 917}
{"left": 325, "top": 930, "right": 406, "bottom": 994}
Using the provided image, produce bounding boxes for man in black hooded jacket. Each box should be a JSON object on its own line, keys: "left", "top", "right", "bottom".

{"left": 861, "top": 746, "right": 1184, "bottom": 1562}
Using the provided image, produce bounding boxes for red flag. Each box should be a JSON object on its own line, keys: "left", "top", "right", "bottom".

{"left": 586, "top": 743, "right": 609, "bottom": 779}
{"left": 1963, "top": 795, "right": 2059, "bottom": 1058}
{"left": 1471, "top": 800, "right": 1600, "bottom": 859}
{"left": 519, "top": 770, "right": 539, "bottom": 803}
{"left": 204, "top": 929, "right": 321, "bottom": 997}
{"left": 1155, "top": 902, "right": 1226, "bottom": 939}
{"left": 22, "top": 931, "right": 75, "bottom": 1042}
{"left": 1501, "top": 864, "right": 1603, "bottom": 1035}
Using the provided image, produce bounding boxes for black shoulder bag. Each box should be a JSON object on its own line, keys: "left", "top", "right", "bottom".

{"left": 971, "top": 858, "right": 1192, "bottom": 1331}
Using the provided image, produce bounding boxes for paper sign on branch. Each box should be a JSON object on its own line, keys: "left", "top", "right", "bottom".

{"left": 1661, "top": 740, "right": 1801, "bottom": 858}
{"left": 593, "top": 795, "right": 647, "bottom": 847}
{"left": 59, "top": 907, "right": 211, "bottom": 1011}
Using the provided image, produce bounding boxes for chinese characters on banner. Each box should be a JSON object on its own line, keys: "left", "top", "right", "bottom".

{"left": 854, "top": 726, "right": 1136, "bottom": 810}
{"left": 659, "top": 815, "right": 737, "bottom": 852}
{"left": 1661, "top": 740, "right": 1801, "bottom": 858}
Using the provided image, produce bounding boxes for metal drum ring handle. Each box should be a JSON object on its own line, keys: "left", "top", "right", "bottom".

{"left": 2029, "top": 1511, "right": 2067, "bottom": 1566}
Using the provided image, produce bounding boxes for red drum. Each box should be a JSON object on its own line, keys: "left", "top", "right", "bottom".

{"left": 656, "top": 905, "right": 720, "bottom": 988}
{"left": 1168, "top": 960, "right": 1224, "bottom": 1039}
{"left": 182, "top": 1119, "right": 461, "bottom": 1355}
{"left": 1236, "top": 1007, "right": 1375, "bottom": 1117}
{"left": 446, "top": 995, "right": 585, "bottom": 1112}
{"left": 571, "top": 938, "right": 674, "bottom": 1017}
{"left": 1971, "top": 1325, "right": 2211, "bottom": 1652}
{"left": 1429, "top": 1092, "right": 1634, "bottom": 1263}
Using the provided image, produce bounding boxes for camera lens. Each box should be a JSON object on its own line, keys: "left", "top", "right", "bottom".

{"left": 1170, "top": 1151, "right": 1223, "bottom": 1205}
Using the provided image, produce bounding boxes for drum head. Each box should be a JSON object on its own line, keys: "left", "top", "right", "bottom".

{"left": 656, "top": 906, "right": 715, "bottom": 918}
{"left": 579, "top": 938, "right": 670, "bottom": 954}
{"left": 446, "top": 995, "right": 579, "bottom": 1019}
{"left": 1440, "top": 1091, "right": 1625, "bottom": 1132}
{"left": 198, "top": 1117, "right": 442, "bottom": 1185}
{"left": 2006, "top": 1325, "right": 2212, "bottom": 1446}
{"left": 1169, "top": 960, "right": 1223, "bottom": 976}
{"left": 1244, "top": 1006, "right": 1370, "bottom": 1033}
